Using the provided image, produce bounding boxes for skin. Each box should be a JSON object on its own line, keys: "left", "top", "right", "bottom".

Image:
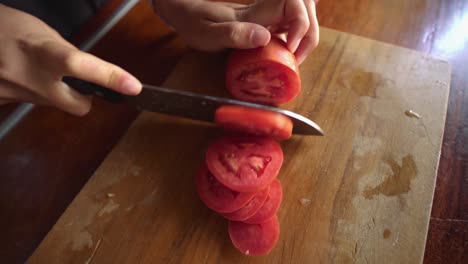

{"left": 153, "top": 0, "right": 319, "bottom": 63}
{"left": 0, "top": 1, "right": 319, "bottom": 116}
{"left": 0, "top": 4, "right": 142, "bottom": 115}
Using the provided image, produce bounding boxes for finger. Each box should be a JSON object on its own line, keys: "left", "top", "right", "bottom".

{"left": 235, "top": 0, "right": 285, "bottom": 26}
{"left": 286, "top": 0, "right": 310, "bottom": 53}
{"left": 294, "top": 36, "right": 314, "bottom": 65}
{"left": 45, "top": 82, "right": 92, "bottom": 116}
{"left": 1, "top": 72, "right": 92, "bottom": 116}
{"left": 219, "top": 2, "right": 249, "bottom": 9}
{"left": 63, "top": 50, "right": 142, "bottom": 95}
{"left": 295, "top": 0, "right": 319, "bottom": 64}
{"left": 41, "top": 41, "right": 142, "bottom": 95}
{"left": 201, "top": 1, "right": 248, "bottom": 22}
{"left": 200, "top": 21, "right": 271, "bottom": 50}
{"left": 0, "top": 79, "right": 37, "bottom": 102}
{"left": 269, "top": 24, "right": 290, "bottom": 34}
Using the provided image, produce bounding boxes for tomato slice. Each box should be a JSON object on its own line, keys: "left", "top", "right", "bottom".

{"left": 228, "top": 215, "right": 280, "bottom": 256}
{"left": 221, "top": 184, "right": 270, "bottom": 221}
{"left": 195, "top": 165, "right": 255, "bottom": 213}
{"left": 226, "top": 38, "right": 301, "bottom": 105}
{"left": 205, "top": 135, "right": 283, "bottom": 192}
{"left": 243, "top": 179, "right": 283, "bottom": 224}
{"left": 214, "top": 105, "right": 293, "bottom": 140}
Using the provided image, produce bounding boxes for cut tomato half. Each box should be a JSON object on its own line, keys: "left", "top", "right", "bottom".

{"left": 215, "top": 105, "right": 293, "bottom": 140}
{"left": 195, "top": 165, "right": 255, "bottom": 213}
{"left": 226, "top": 38, "right": 301, "bottom": 105}
{"left": 221, "top": 184, "right": 270, "bottom": 221}
{"left": 243, "top": 179, "right": 283, "bottom": 224}
{"left": 228, "top": 215, "right": 280, "bottom": 256}
{"left": 205, "top": 135, "right": 283, "bottom": 192}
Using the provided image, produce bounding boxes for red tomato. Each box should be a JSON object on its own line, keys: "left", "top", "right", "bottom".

{"left": 205, "top": 135, "right": 283, "bottom": 192}
{"left": 225, "top": 38, "right": 301, "bottom": 105}
{"left": 243, "top": 179, "right": 283, "bottom": 224}
{"left": 228, "top": 215, "right": 280, "bottom": 256}
{"left": 221, "top": 184, "right": 270, "bottom": 221}
{"left": 214, "top": 105, "right": 293, "bottom": 140}
{"left": 195, "top": 165, "right": 255, "bottom": 213}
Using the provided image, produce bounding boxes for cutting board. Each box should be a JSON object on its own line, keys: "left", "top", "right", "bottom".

{"left": 29, "top": 28, "right": 450, "bottom": 264}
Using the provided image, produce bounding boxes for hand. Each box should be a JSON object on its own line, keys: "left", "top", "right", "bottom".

{"left": 151, "top": 0, "right": 319, "bottom": 64}
{"left": 0, "top": 4, "right": 142, "bottom": 116}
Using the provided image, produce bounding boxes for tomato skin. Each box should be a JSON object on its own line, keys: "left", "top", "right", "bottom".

{"left": 228, "top": 215, "right": 280, "bottom": 256}
{"left": 221, "top": 184, "right": 270, "bottom": 221}
{"left": 195, "top": 165, "right": 255, "bottom": 213}
{"left": 243, "top": 179, "right": 283, "bottom": 224}
{"left": 215, "top": 105, "right": 293, "bottom": 140}
{"left": 226, "top": 38, "right": 301, "bottom": 105}
{"left": 205, "top": 135, "right": 283, "bottom": 192}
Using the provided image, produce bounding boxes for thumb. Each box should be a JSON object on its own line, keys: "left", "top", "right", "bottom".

{"left": 206, "top": 22, "right": 270, "bottom": 50}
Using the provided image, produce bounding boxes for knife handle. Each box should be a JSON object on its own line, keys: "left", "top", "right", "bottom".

{"left": 63, "top": 76, "right": 125, "bottom": 103}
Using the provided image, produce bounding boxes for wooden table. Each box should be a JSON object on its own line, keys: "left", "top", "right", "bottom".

{"left": 0, "top": 0, "right": 466, "bottom": 263}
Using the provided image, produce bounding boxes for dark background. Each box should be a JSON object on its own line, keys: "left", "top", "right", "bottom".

{"left": 1, "top": 0, "right": 110, "bottom": 38}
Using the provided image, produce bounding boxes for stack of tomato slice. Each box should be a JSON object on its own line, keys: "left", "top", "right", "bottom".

{"left": 195, "top": 38, "right": 301, "bottom": 256}
{"left": 196, "top": 136, "right": 284, "bottom": 256}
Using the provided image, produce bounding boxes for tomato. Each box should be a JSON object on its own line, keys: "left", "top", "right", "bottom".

{"left": 195, "top": 165, "right": 255, "bottom": 213}
{"left": 225, "top": 38, "right": 301, "bottom": 105}
{"left": 228, "top": 215, "right": 280, "bottom": 256}
{"left": 243, "top": 179, "right": 283, "bottom": 224}
{"left": 205, "top": 135, "right": 283, "bottom": 192}
{"left": 221, "top": 184, "right": 270, "bottom": 221}
{"left": 214, "top": 105, "right": 293, "bottom": 140}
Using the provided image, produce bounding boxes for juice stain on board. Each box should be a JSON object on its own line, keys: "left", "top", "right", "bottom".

{"left": 363, "top": 155, "right": 418, "bottom": 199}
{"left": 338, "top": 69, "right": 384, "bottom": 98}
{"left": 383, "top": 229, "right": 392, "bottom": 239}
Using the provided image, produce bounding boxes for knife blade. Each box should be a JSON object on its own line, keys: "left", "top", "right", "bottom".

{"left": 63, "top": 77, "right": 324, "bottom": 136}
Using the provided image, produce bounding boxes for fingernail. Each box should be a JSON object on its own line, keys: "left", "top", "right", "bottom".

{"left": 250, "top": 28, "right": 270, "bottom": 47}
{"left": 120, "top": 75, "right": 142, "bottom": 95}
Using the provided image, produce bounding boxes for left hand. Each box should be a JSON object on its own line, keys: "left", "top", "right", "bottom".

{"left": 151, "top": 0, "right": 319, "bottom": 64}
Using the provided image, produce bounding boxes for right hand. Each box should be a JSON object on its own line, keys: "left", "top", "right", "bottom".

{"left": 0, "top": 4, "right": 142, "bottom": 116}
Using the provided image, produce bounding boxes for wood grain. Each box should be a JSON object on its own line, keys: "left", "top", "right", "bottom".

{"left": 424, "top": 218, "right": 468, "bottom": 263}
{"left": 28, "top": 28, "right": 451, "bottom": 263}
{"left": 1, "top": 0, "right": 467, "bottom": 263}
{"left": 0, "top": 2, "right": 185, "bottom": 263}
{"left": 314, "top": 1, "right": 468, "bottom": 262}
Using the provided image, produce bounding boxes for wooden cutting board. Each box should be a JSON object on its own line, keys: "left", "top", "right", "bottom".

{"left": 29, "top": 28, "right": 450, "bottom": 264}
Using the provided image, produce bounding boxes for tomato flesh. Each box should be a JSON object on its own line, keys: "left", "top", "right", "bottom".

{"left": 228, "top": 215, "right": 280, "bottom": 256}
{"left": 243, "top": 179, "right": 283, "bottom": 224}
{"left": 221, "top": 184, "right": 270, "bottom": 221}
{"left": 215, "top": 105, "right": 293, "bottom": 140}
{"left": 195, "top": 165, "right": 255, "bottom": 213}
{"left": 205, "top": 135, "right": 283, "bottom": 192}
{"left": 226, "top": 38, "right": 300, "bottom": 105}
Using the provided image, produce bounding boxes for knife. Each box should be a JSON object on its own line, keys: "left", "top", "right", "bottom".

{"left": 63, "top": 77, "right": 324, "bottom": 136}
